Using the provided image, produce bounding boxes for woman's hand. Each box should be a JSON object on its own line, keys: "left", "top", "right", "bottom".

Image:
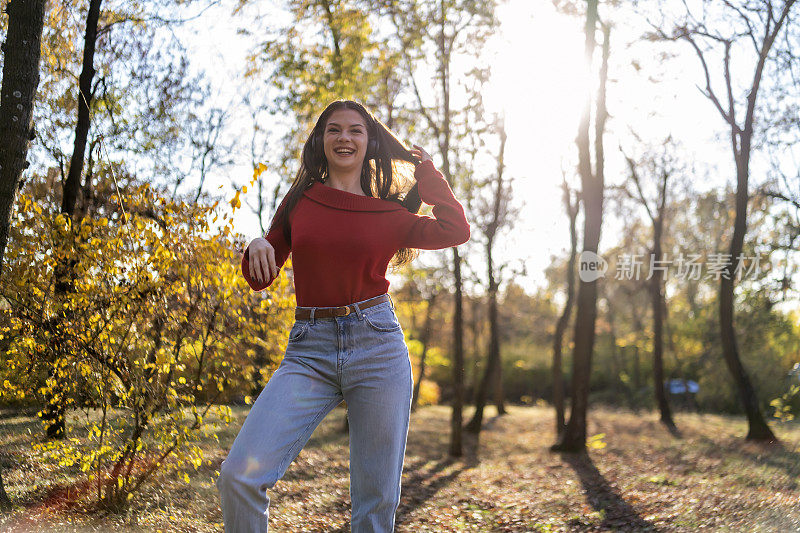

{"left": 248, "top": 237, "right": 277, "bottom": 284}
{"left": 411, "top": 144, "right": 432, "bottom": 166}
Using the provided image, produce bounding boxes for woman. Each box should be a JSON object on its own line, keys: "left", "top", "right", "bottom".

{"left": 216, "top": 99, "right": 470, "bottom": 532}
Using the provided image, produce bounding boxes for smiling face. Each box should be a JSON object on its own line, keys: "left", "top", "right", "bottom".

{"left": 322, "top": 108, "right": 369, "bottom": 175}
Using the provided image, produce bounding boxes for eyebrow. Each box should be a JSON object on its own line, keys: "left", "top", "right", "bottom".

{"left": 326, "top": 122, "right": 365, "bottom": 128}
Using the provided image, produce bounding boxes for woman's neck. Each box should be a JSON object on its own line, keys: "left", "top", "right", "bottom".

{"left": 325, "top": 166, "right": 365, "bottom": 196}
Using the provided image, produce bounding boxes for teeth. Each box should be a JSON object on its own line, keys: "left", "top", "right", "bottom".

{"left": 335, "top": 148, "right": 354, "bottom": 154}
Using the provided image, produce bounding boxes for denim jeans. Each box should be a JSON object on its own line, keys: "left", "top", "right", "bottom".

{"left": 216, "top": 293, "right": 413, "bottom": 532}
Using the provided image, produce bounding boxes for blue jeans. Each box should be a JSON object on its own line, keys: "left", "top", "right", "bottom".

{"left": 216, "top": 293, "right": 413, "bottom": 532}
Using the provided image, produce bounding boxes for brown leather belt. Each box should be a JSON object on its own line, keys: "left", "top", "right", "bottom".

{"left": 295, "top": 294, "right": 391, "bottom": 320}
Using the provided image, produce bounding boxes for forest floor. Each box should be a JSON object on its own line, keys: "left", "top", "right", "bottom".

{"left": 0, "top": 403, "right": 798, "bottom": 532}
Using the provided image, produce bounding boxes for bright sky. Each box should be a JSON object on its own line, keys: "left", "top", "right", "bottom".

{"left": 174, "top": 0, "right": 796, "bottom": 304}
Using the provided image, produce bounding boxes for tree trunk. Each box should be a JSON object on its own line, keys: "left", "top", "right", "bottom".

{"left": 493, "top": 357, "right": 506, "bottom": 415}
{"left": 464, "top": 297, "right": 500, "bottom": 434}
{"left": 672, "top": 0, "right": 794, "bottom": 443}
{"left": 0, "top": 468, "right": 8, "bottom": 510}
{"left": 0, "top": 0, "right": 49, "bottom": 507}
{"left": 468, "top": 297, "right": 482, "bottom": 405}
{"left": 43, "top": 0, "right": 103, "bottom": 440}
{"left": 651, "top": 217, "right": 675, "bottom": 429}
{"left": 625, "top": 149, "right": 676, "bottom": 429}
{"left": 552, "top": 2, "right": 607, "bottom": 453}
{"left": 434, "top": 2, "right": 466, "bottom": 458}
{"left": 606, "top": 301, "right": 622, "bottom": 394}
{"left": 552, "top": 179, "right": 579, "bottom": 436}
{"left": 61, "top": 0, "right": 102, "bottom": 218}
{"left": 716, "top": 2, "right": 791, "bottom": 442}
{"left": 718, "top": 147, "right": 776, "bottom": 441}
{"left": 0, "top": 0, "right": 47, "bottom": 272}
{"left": 633, "top": 344, "right": 641, "bottom": 392}
{"left": 449, "top": 248, "right": 465, "bottom": 455}
{"left": 466, "top": 120, "right": 508, "bottom": 432}
{"left": 411, "top": 292, "right": 437, "bottom": 412}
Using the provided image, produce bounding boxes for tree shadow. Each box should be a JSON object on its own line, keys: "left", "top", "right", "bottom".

{"left": 325, "top": 417, "right": 482, "bottom": 532}
{"left": 0, "top": 407, "right": 40, "bottom": 420}
{"left": 556, "top": 450, "right": 662, "bottom": 532}
{"left": 0, "top": 417, "right": 43, "bottom": 441}
{"left": 480, "top": 412, "right": 506, "bottom": 432}
{"left": 664, "top": 421, "right": 683, "bottom": 438}
{"left": 305, "top": 416, "right": 350, "bottom": 449}
{"left": 324, "top": 456, "right": 468, "bottom": 533}
{"left": 394, "top": 455, "right": 469, "bottom": 526}
{"left": 695, "top": 433, "right": 800, "bottom": 483}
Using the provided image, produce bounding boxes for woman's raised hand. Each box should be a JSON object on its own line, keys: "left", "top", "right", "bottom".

{"left": 248, "top": 237, "right": 277, "bottom": 284}
{"left": 410, "top": 144, "right": 432, "bottom": 166}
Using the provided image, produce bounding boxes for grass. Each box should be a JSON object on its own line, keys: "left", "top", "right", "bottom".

{"left": 0, "top": 403, "right": 798, "bottom": 532}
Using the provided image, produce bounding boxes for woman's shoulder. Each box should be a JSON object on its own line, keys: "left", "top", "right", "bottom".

{"left": 302, "top": 182, "right": 408, "bottom": 214}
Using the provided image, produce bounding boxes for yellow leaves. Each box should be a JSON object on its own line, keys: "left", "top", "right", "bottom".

{"left": 54, "top": 212, "right": 71, "bottom": 231}
{"left": 771, "top": 384, "right": 799, "bottom": 422}
{"left": 230, "top": 190, "right": 242, "bottom": 211}
{"left": 19, "top": 194, "right": 33, "bottom": 213}
{"left": 4, "top": 178, "right": 297, "bottom": 508}
{"left": 78, "top": 362, "right": 93, "bottom": 378}
{"left": 417, "top": 380, "right": 440, "bottom": 407}
{"left": 587, "top": 433, "right": 607, "bottom": 450}
{"left": 253, "top": 162, "right": 268, "bottom": 181}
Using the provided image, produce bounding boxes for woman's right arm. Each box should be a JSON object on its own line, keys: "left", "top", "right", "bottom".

{"left": 241, "top": 196, "right": 291, "bottom": 292}
{"left": 398, "top": 159, "right": 471, "bottom": 250}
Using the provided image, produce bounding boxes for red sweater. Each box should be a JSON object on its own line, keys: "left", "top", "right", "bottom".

{"left": 241, "top": 159, "right": 470, "bottom": 307}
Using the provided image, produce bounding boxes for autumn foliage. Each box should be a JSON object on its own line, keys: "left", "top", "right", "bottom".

{"left": 0, "top": 168, "right": 294, "bottom": 510}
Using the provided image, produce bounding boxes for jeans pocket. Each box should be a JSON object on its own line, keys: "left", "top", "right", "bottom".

{"left": 363, "top": 306, "right": 402, "bottom": 333}
{"left": 288, "top": 320, "right": 310, "bottom": 342}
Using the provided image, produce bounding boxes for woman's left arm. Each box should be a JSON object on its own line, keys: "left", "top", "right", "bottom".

{"left": 399, "top": 158, "right": 471, "bottom": 249}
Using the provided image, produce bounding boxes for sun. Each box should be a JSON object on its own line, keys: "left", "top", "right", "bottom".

{"left": 473, "top": 0, "right": 589, "bottom": 292}
{"left": 483, "top": 0, "right": 587, "bottom": 151}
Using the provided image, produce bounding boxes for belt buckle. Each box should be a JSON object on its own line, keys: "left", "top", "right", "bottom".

{"left": 334, "top": 305, "right": 351, "bottom": 316}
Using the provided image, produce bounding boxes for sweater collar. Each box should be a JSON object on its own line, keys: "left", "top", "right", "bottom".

{"left": 302, "top": 181, "right": 406, "bottom": 212}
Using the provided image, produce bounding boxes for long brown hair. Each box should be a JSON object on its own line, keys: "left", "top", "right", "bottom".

{"left": 270, "top": 99, "right": 423, "bottom": 267}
